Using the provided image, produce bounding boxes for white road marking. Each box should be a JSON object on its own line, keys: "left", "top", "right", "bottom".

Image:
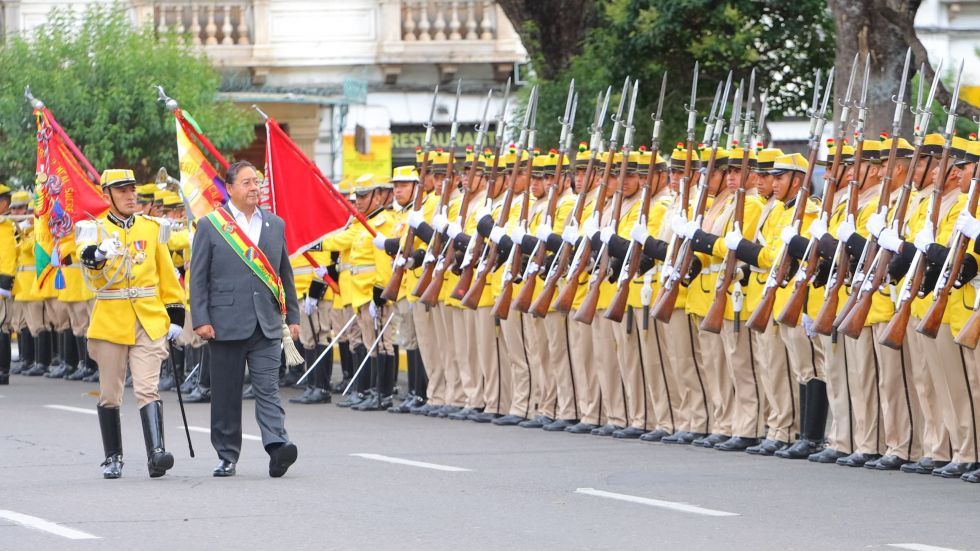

{"left": 182, "top": 425, "right": 262, "bottom": 441}
{"left": 351, "top": 453, "right": 471, "bottom": 472}
{"left": 44, "top": 405, "right": 96, "bottom": 415}
{"left": 574, "top": 488, "right": 740, "bottom": 517}
{"left": 888, "top": 544, "right": 963, "bottom": 551}
{"left": 0, "top": 510, "right": 100, "bottom": 540}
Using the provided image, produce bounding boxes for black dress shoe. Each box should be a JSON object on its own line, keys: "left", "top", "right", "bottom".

{"left": 518, "top": 415, "right": 553, "bottom": 429}
{"left": 543, "top": 419, "right": 577, "bottom": 432}
{"left": 594, "top": 424, "right": 625, "bottom": 437}
{"left": 69, "top": 365, "right": 96, "bottom": 381}
{"left": 472, "top": 412, "right": 502, "bottom": 423}
{"left": 213, "top": 460, "right": 236, "bottom": 477}
{"left": 82, "top": 369, "right": 100, "bottom": 383}
{"left": 564, "top": 422, "right": 598, "bottom": 434}
{"left": 492, "top": 414, "right": 526, "bottom": 426}
{"left": 289, "top": 388, "right": 314, "bottom": 404}
{"left": 933, "top": 461, "right": 978, "bottom": 479}
{"left": 242, "top": 385, "right": 255, "bottom": 400}
{"left": 295, "top": 388, "right": 331, "bottom": 404}
{"left": 808, "top": 447, "right": 847, "bottom": 463}
{"left": 775, "top": 438, "right": 822, "bottom": 459}
{"left": 433, "top": 405, "right": 462, "bottom": 418}
{"left": 25, "top": 362, "right": 48, "bottom": 376}
{"left": 45, "top": 363, "right": 70, "bottom": 379}
{"left": 449, "top": 407, "right": 480, "bottom": 421}
{"left": 268, "top": 442, "right": 298, "bottom": 478}
{"left": 101, "top": 454, "right": 124, "bottom": 479}
{"left": 353, "top": 392, "right": 380, "bottom": 411}
{"left": 387, "top": 395, "right": 416, "bottom": 414}
{"left": 184, "top": 386, "right": 211, "bottom": 403}
{"left": 331, "top": 380, "right": 351, "bottom": 394}
{"left": 612, "top": 426, "right": 646, "bottom": 439}
{"left": 411, "top": 403, "right": 437, "bottom": 415}
{"left": 698, "top": 433, "right": 729, "bottom": 448}
{"left": 901, "top": 457, "right": 948, "bottom": 474}
{"left": 869, "top": 454, "right": 908, "bottom": 471}
{"left": 639, "top": 429, "right": 671, "bottom": 442}
{"left": 337, "top": 392, "right": 365, "bottom": 408}
{"left": 715, "top": 436, "right": 760, "bottom": 452}
{"left": 663, "top": 431, "right": 703, "bottom": 445}
{"left": 0, "top": 373, "right": 8, "bottom": 385}
{"left": 961, "top": 467, "right": 980, "bottom": 483}
{"left": 836, "top": 452, "right": 880, "bottom": 467}
{"left": 746, "top": 439, "right": 789, "bottom": 456}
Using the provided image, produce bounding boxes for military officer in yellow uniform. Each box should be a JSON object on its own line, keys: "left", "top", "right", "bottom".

{"left": 0, "top": 185, "right": 17, "bottom": 385}
{"left": 77, "top": 169, "right": 186, "bottom": 479}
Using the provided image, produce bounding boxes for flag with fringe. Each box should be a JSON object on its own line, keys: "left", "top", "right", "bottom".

{"left": 174, "top": 109, "right": 228, "bottom": 219}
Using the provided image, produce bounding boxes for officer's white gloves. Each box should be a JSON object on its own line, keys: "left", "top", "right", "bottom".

{"left": 95, "top": 237, "right": 124, "bottom": 261}
{"left": 955, "top": 210, "right": 980, "bottom": 241}
{"left": 303, "top": 296, "right": 318, "bottom": 316}
{"left": 372, "top": 232, "right": 388, "bottom": 250}
{"left": 836, "top": 215, "right": 856, "bottom": 243}
{"left": 407, "top": 209, "right": 425, "bottom": 229}
{"left": 877, "top": 227, "right": 903, "bottom": 254}
{"left": 914, "top": 225, "right": 935, "bottom": 254}
{"left": 809, "top": 215, "right": 828, "bottom": 240}
{"left": 630, "top": 219, "right": 649, "bottom": 244}
{"left": 167, "top": 324, "right": 183, "bottom": 341}
{"left": 671, "top": 215, "right": 698, "bottom": 239}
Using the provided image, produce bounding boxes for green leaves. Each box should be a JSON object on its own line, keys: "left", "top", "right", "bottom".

{"left": 0, "top": 4, "right": 254, "bottom": 186}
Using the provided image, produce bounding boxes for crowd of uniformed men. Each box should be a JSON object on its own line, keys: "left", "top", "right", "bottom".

{"left": 5, "top": 99, "right": 980, "bottom": 487}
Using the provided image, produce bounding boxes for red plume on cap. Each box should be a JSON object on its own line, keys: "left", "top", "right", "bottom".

{"left": 465, "top": 145, "right": 474, "bottom": 151}
{"left": 415, "top": 145, "right": 422, "bottom": 152}
{"left": 638, "top": 145, "right": 647, "bottom": 152}
{"left": 676, "top": 142, "right": 684, "bottom": 149}
{"left": 970, "top": 132, "right": 978, "bottom": 141}
{"left": 879, "top": 131, "right": 889, "bottom": 141}
{"left": 826, "top": 138, "right": 835, "bottom": 145}
{"left": 578, "top": 141, "right": 588, "bottom": 152}
{"left": 435, "top": 147, "right": 444, "bottom": 153}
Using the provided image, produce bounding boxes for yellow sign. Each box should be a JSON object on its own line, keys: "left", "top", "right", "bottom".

{"left": 963, "top": 86, "right": 980, "bottom": 109}
{"left": 342, "top": 134, "right": 392, "bottom": 180}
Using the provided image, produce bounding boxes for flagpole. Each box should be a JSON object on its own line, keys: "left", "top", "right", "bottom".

{"left": 157, "top": 85, "right": 232, "bottom": 171}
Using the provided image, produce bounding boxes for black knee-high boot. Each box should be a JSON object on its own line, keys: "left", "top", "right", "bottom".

{"left": 139, "top": 400, "right": 174, "bottom": 478}
{"left": 98, "top": 405, "right": 124, "bottom": 479}
{"left": 337, "top": 345, "right": 368, "bottom": 408}
{"left": 11, "top": 329, "right": 31, "bottom": 374}
{"left": 0, "top": 333, "right": 10, "bottom": 384}
{"left": 25, "top": 330, "right": 51, "bottom": 376}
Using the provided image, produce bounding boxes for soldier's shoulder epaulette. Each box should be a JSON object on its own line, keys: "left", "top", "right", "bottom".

{"left": 139, "top": 214, "right": 172, "bottom": 243}
{"left": 74, "top": 219, "right": 98, "bottom": 246}
{"left": 371, "top": 213, "right": 388, "bottom": 227}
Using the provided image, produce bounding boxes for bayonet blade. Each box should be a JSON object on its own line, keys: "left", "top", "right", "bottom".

{"left": 819, "top": 68, "right": 835, "bottom": 118}
{"left": 811, "top": 68, "right": 823, "bottom": 115}
{"left": 655, "top": 72, "right": 668, "bottom": 122}
{"left": 859, "top": 53, "right": 871, "bottom": 107}
{"left": 623, "top": 79, "right": 640, "bottom": 149}
{"left": 565, "top": 92, "right": 579, "bottom": 152}
{"left": 690, "top": 61, "right": 700, "bottom": 109}
{"left": 945, "top": 59, "right": 965, "bottom": 136}
{"left": 896, "top": 48, "right": 912, "bottom": 105}
{"left": 610, "top": 77, "right": 631, "bottom": 147}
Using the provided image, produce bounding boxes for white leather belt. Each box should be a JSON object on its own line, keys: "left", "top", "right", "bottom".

{"left": 293, "top": 266, "right": 315, "bottom": 275}
{"left": 750, "top": 266, "right": 766, "bottom": 274}
{"left": 96, "top": 286, "right": 157, "bottom": 300}
{"left": 349, "top": 265, "right": 375, "bottom": 275}
{"left": 17, "top": 266, "right": 34, "bottom": 272}
{"left": 700, "top": 265, "right": 724, "bottom": 275}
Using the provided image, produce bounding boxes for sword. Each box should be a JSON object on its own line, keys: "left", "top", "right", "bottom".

{"left": 295, "top": 313, "right": 358, "bottom": 386}
{"left": 342, "top": 312, "right": 397, "bottom": 397}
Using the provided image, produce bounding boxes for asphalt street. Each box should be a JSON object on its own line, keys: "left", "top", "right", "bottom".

{"left": 2, "top": 375, "right": 979, "bottom": 551}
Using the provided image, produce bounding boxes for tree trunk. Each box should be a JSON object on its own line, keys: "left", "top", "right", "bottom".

{"left": 495, "top": 0, "right": 596, "bottom": 81}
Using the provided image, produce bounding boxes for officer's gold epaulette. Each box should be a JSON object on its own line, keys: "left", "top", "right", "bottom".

{"left": 138, "top": 214, "right": 172, "bottom": 243}
{"left": 74, "top": 219, "right": 99, "bottom": 248}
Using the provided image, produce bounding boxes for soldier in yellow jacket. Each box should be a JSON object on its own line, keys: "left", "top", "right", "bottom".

{"left": 77, "top": 169, "right": 186, "bottom": 480}
{"left": 0, "top": 185, "right": 17, "bottom": 385}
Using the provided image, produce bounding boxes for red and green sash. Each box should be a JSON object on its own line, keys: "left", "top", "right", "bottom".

{"left": 206, "top": 207, "right": 286, "bottom": 315}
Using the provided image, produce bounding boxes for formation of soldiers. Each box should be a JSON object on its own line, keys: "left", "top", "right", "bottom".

{"left": 6, "top": 53, "right": 980, "bottom": 485}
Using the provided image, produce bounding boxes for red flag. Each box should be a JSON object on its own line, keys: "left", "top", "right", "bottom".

{"left": 263, "top": 117, "right": 366, "bottom": 256}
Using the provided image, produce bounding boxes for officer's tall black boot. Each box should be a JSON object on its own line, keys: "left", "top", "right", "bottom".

{"left": 139, "top": 400, "right": 174, "bottom": 478}
{"left": 337, "top": 344, "right": 367, "bottom": 408}
{"left": 332, "top": 341, "right": 353, "bottom": 393}
{"left": 97, "top": 405, "right": 124, "bottom": 479}
{"left": 185, "top": 344, "right": 211, "bottom": 403}
{"left": 25, "top": 330, "right": 51, "bottom": 376}
{"left": 0, "top": 332, "right": 11, "bottom": 385}
{"left": 45, "top": 328, "right": 66, "bottom": 376}
{"left": 777, "top": 380, "right": 827, "bottom": 459}
{"left": 69, "top": 336, "right": 94, "bottom": 380}
{"left": 48, "top": 331, "right": 74, "bottom": 378}
{"left": 389, "top": 348, "right": 417, "bottom": 413}
{"left": 380, "top": 353, "right": 396, "bottom": 409}
{"left": 294, "top": 345, "right": 331, "bottom": 404}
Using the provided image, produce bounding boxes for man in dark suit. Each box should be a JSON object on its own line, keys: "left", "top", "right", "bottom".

{"left": 190, "top": 160, "right": 301, "bottom": 478}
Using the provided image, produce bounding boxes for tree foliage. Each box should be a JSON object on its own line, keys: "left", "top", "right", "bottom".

{"left": 0, "top": 4, "right": 254, "bottom": 186}
{"left": 508, "top": 0, "right": 835, "bottom": 150}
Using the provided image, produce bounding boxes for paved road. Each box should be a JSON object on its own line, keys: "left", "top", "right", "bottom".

{"left": 1, "top": 375, "right": 979, "bottom": 551}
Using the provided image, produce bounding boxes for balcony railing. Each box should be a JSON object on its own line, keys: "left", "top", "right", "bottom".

{"left": 150, "top": 2, "right": 252, "bottom": 46}
{"left": 400, "top": 0, "right": 497, "bottom": 42}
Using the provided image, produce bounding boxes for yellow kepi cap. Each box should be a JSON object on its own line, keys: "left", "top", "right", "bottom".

{"left": 10, "top": 190, "right": 30, "bottom": 208}
{"left": 861, "top": 138, "right": 883, "bottom": 163}
{"left": 0, "top": 184, "right": 10, "bottom": 196}
{"left": 574, "top": 141, "right": 592, "bottom": 167}
{"left": 965, "top": 138, "right": 980, "bottom": 164}
{"left": 951, "top": 135, "right": 970, "bottom": 165}
{"left": 922, "top": 133, "right": 944, "bottom": 157}
{"left": 773, "top": 153, "right": 809, "bottom": 174}
{"left": 101, "top": 169, "right": 137, "bottom": 189}
{"left": 755, "top": 148, "right": 783, "bottom": 171}
{"left": 429, "top": 148, "right": 451, "bottom": 175}
{"left": 392, "top": 165, "right": 420, "bottom": 183}
{"left": 725, "top": 146, "right": 756, "bottom": 167}
{"left": 670, "top": 142, "right": 700, "bottom": 170}
{"left": 162, "top": 193, "right": 183, "bottom": 207}
{"left": 880, "top": 134, "right": 914, "bottom": 159}
{"left": 823, "top": 138, "right": 855, "bottom": 166}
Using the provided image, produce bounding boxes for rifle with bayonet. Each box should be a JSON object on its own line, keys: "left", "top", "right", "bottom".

{"left": 651, "top": 69, "right": 730, "bottom": 323}
{"left": 605, "top": 72, "right": 668, "bottom": 323}
{"left": 513, "top": 81, "right": 577, "bottom": 313}
{"left": 452, "top": 79, "right": 512, "bottom": 301}
{"left": 419, "top": 89, "right": 494, "bottom": 307}
{"left": 413, "top": 80, "right": 463, "bottom": 297}
{"left": 952, "top": 116, "right": 980, "bottom": 348}
{"left": 381, "top": 85, "right": 439, "bottom": 301}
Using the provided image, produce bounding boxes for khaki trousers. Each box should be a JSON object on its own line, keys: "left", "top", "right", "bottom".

{"left": 414, "top": 303, "right": 445, "bottom": 406}
{"left": 434, "top": 305, "right": 465, "bottom": 407}
{"left": 477, "top": 308, "right": 510, "bottom": 415}
{"left": 661, "top": 312, "right": 709, "bottom": 434}
{"left": 569, "top": 310, "right": 603, "bottom": 425}
{"left": 334, "top": 305, "right": 362, "bottom": 347}
{"left": 927, "top": 325, "right": 980, "bottom": 463}
{"left": 720, "top": 322, "right": 764, "bottom": 438}
{"left": 452, "top": 308, "right": 485, "bottom": 409}
{"left": 20, "top": 301, "right": 46, "bottom": 334}
{"left": 816, "top": 334, "right": 853, "bottom": 454}
{"left": 843, "top": 326, "right": 882, "bottom": 455}
{"left": 179, "top": 309, "right": 205, "bottom": 348}
{"left": 639, "top": 310, "right": 679, "bottom": 433}
{"left": 905, "top": 323, "right": 951, "bottom": 461}
{"left": 44, "top": 299, "right": 69, "bottom": 332}
{"left": 757, "top": 325, "right": 798, "bottom": 442}
{"left": 693, "top": 315, "right": 734, "bottom": 435}
{"left": 611, "top": 313, "right": 647, "bottom": 430}
{"left": 0, "top": 297, "right": 13, "bottom": 332}
{"left": 392, "top": 298, "right": 418, "bottom": 350}
{"left": 356, "top": 303, "right": 394, "bottom": 357}
{"left": 592, "top": 314, "right": 627, "bottom": 427}
{"left": 47, "top": 300, "right": 91, "bottom": 336}
{"left": 500, "top": 311, "right": 533, "bottom": 418}
{"left": 871, "top": 323, "right": 921, "bottom": 460}
{"left": 90, "top": 321, "right": 168, "bottom": 408}
{"left": 299, "top": 299, "right": 332, "bottom": 349}
{"left": 525, "top": 315, "right": 551, "bottom": 418}
{"left": 545, "top": 312, "right": 579, "bottom": 421}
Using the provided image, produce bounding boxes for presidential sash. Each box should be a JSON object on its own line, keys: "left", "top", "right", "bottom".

{"left": 205, "top": 208, "right": 286, "bottom": 315}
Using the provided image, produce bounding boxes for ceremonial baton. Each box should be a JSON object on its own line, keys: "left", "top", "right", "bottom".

{"left": 342, "top": 312, "right": 396, "bottom": 396}
{"left": 167, "top": 341, "right": 195, "bottom": 457}
{"left": 295, "top": 313, "right": 358, "bottom": 386}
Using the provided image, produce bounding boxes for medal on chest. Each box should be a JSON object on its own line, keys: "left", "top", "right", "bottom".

{"left": 131, "top": 240, "right": 147, "bottom": 265}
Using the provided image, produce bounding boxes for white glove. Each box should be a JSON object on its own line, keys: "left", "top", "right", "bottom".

{"left": 368, "top": 302, "right": 378, "bottom": 319}
{"left": 302, "top": 296, "right": 318, "bottom": 316}
{"left": 866, "top": 211, "right": 887, "bottom": 238}
{"left": 535, "top": 218, "right": 553, "bottom": 242}
{"left": 671, "top": 215, "right": 699, "bottom": 239}
{"left": 630, "top": 219, "right": 649, "bottom": 244}
{"left": 836, "top": 215, "right": 856, "bottom": 243}
{"left": 877, "top": 227, "right": 903, "bottom": 253}
{"left": 582, "top": 213, "right": 600, "bottom": 240}
{"left": 475, "top": 203, "right": 492, "bottom": 222}
{"left": 432, "top": 212, "right": 449, "bottom": 233}
{"left": 166, "top": 323, "right": 183, "bottom": 341}
{"left": 955, "top": 209, "right": 980, "bottom": 240}
{"left": 809, "top": 216, "right": 828, "bottom": 240}
{"left": 407, "top": 209, "right": 425, "bottom": 229}
{"left": 393, "top": 255, "right": 407, "bottom": 269}
{"left": 0, "top": 289, "right": 11, "bottom": 299}
{"left": 914, "top": 226, "right": 934, "bottom": 253}
{"left": 512, "top": 224, "right": 527, "bottom": 245}
{"left": 314, "top": 266, "right": 328, "bottom": 279}
{"left": 95, "top": 237, "right": 123, "bottom": 261}
{"left": 725, "top": 229, "right": 743, "bottom": 251}
{"left": 801, "top": 314, "right": 816, "bottom": 338}
{"left": 562, "top": 220, "right": 580, "bottom": 245}
{"left": 372, "top": 232, "right": 388, "bottom": 250}
{"left": 446, "top": 221, "right": 463, "bottom": 240}
{"left": 599, "top": 225, "right": 615, "bottom": 244}
{"left": 780, "top": 226, "right": 797, "bottom": 246}
{"left": 17, "top": 220, "right": 31, "bottom": 231}
{"left": 489, "top": 225, "right": 505, "bottom": 245}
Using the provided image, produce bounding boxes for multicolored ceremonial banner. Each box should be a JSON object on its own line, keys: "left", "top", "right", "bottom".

{"left": 33, "top": 108, "right": 109, "bottom": 290}
{"left": 205, "top": 207, "right": 286, "bottom": 315}
{"left": 175, "top": 111, "right": 228, "bottom": 219}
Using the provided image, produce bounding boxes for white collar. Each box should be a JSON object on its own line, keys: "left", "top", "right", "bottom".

{"left": 228, "top": 202, "right": 262, "bottom": 222}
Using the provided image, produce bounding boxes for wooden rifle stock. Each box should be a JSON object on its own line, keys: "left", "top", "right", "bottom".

{"left": 954, "top": 307, "right": 980, "bottom": 349}
{"left": 554, "top": 240, "right": 590, "bottom": 314}
{"left": 879, "top": 253, "right": 926, "bottom": 349}
{"left": 460, "top": 240, "right": 495, "bottom": 309}
{"left": 382, "top": 149, "right": 432, "bottom": 301}
{"left": 412, "top": 157, "right": 458, "bottom": 298}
